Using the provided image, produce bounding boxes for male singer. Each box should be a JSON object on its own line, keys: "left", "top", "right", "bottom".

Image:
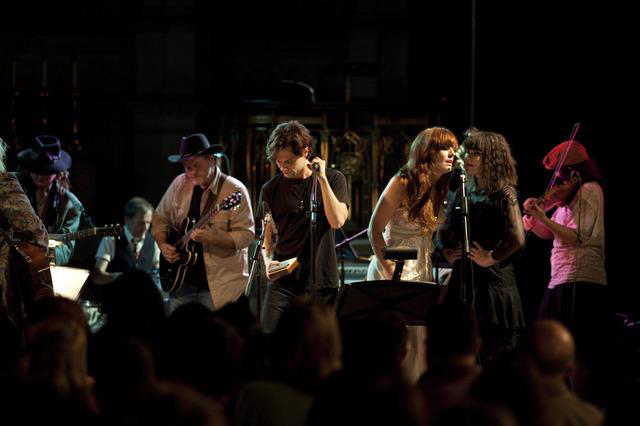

{"left": 258, "top": 120, "right": 349, "bottom": 332}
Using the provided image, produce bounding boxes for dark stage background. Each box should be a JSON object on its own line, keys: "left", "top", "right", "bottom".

{"left": 0, "top": 1, "right": 635, "bottom": 320}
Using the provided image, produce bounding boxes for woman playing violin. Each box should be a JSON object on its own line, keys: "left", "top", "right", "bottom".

{"left": 523, "top": 140, "right": 609, "bottom": 402}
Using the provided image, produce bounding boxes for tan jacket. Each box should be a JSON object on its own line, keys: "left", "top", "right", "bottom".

{"left": 0, "top": 173, "right": 49, "bottom": 325}
{"left": 152, "top": 170, "right": 255, "bottom": 310}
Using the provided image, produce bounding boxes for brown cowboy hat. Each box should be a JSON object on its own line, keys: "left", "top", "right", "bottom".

{"left": 168, "top": 133, "right": 224, "bottom": 163}
{"left": 17, "top": 135, "right": 72, "bottom": 175}
{"left": 543, "top": 140, "right": 589, "bottom": 170}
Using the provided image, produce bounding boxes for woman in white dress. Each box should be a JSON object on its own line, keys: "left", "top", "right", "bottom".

{"left": 368, "top": 127, "right": 458, "bottom": 282}
{"left": 366, "top": 127, "right": 459, "bottom": 383}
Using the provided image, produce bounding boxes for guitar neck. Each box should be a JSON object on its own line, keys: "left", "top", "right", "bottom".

{"left": 49, "top": 228, "right": 96, "bottom": 242}
{"left": 49, "top": 226, "right": 116, "bottom": 242}
{"left": 176, "top": 204, "right": 221, "bottom": 246}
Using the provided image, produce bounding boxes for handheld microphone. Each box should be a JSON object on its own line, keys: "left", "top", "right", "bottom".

{"left": 262, "top": 201, "right": 271, "bottom": 222}
{"left": 261, "top": 201, "right": 277, "bottom": 234}
{"left": 312, "top": 162, "right": 320, "bottom": 172}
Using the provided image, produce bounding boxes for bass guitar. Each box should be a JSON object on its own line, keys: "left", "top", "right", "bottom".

{"left": 160, "top": 191, "right": 242, "bottom": 293}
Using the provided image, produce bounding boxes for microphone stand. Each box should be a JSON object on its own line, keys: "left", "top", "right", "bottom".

{"left": 67, "top": 195, "right": 96, "bottom": 228}
{"left": 309, "top": 168, "right": 319, "bottom": 301}
{"left": 245, "top": 213, "right": 267, "bottom": 314}
{"left": 458, "top": 168, "right": 473, "bottom": 304}
{"left": 335, "top": 228, "right": 368, "bottom": 287}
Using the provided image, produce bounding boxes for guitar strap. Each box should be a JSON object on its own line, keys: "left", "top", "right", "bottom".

{"left": 0, "top": 225, "right": 17, "bottom": 246}
{"left": 0, "top": 223, "right": 36, "bottom": 254}
{"left": 201, "top": 172, "right": 228, "bottom": 217}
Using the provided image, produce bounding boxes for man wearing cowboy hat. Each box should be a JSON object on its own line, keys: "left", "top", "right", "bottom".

{"left": 152, "top": 133, "right": 255, "bottom": 312}
{"left": 16, "top": 135, "right": 83, "bottom": 266}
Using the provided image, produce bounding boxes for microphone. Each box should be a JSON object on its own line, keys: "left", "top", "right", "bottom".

{"left": 262, "top": 201, "right": 271, "bottom": 222}
{"left": 448, "top": 158, "right": 466, "bottom": 191}
{"left": 310, "top": 163, "right": 319, "bottom": 226}
{"left": 261, "top": 201, "right": 277, "bottom": 234}
{"left": 453, "top": 158, "right": 465, "bottom": 173}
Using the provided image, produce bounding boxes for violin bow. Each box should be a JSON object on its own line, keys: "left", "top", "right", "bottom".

{"left": 545, "top": 121, "right": 581, "bottom": 193}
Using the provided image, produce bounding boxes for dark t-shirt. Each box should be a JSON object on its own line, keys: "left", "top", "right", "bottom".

{"left": 258, "top": 167, "right": 349, "bottom": 289}
{"left": 183, "top": 185, "right": 208, "bottom": 289}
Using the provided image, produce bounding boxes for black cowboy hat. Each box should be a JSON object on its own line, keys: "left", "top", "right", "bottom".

{"left": 168, "top": 133, "right": 224, "bottom": 163}
{"left": 17, "top": 135, "right": 72, "bottom": 175}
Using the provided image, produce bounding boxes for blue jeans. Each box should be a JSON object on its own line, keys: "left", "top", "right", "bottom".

{"left": 169, "top": 285, "right": 214, "bottom": 313}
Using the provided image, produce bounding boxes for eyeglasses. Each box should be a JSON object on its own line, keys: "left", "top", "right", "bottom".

{"left": 465, "top": 148, "right": 482, "bottom": 158}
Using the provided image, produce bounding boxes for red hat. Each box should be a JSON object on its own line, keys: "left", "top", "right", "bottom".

{"left": 542, "top": 141, "right": 589, "bottom": 170}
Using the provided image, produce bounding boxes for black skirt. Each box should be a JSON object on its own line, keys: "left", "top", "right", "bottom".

{"left": 445, "top": 261, "right": 525, "bottom": 331}
{"left": 538, "top": 281, "right": 612, "bottom": 353}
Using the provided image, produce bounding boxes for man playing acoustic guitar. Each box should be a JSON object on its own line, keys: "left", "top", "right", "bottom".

{"left": 152, "top": 134, "right": 254, "bottom": 312}
{"left": 258, "top": 121, "right": 349, "bottom": 332}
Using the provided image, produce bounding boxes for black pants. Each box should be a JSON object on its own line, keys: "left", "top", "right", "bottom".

{"left": 538, "top": 281, "right": 614, "bottom": 404}
{"left": 538, "top": 281, "right": 612, "bottom": 354}
{"left": 260, "top": 275, "right": 337, "bottom": 333}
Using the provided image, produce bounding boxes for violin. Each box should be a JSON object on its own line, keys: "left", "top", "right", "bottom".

{"left": 523, "top": 122, "right": 581, "bottom": 218}
{"left": 524, "top": 176, "right": 579, "bottom": 214}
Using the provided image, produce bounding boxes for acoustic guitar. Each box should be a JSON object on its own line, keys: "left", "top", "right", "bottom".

{"left": 48, "top": 224, "right": 123, "bottom": 245}
{"left": 47, "top": 224, "right": 123, "bottom": 264}
{"left": 10, "top": 242, "right": 54, "bottom": 315}
{"left": 160, "top": 191, "right": 242, "bottom": 293}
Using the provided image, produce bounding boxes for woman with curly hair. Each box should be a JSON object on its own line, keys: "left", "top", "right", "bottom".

{"left": 435, "top": 130, "right": 525, "bottom": 364}
{"left": 367, "top": 127, "right": 458, "bottom": 282}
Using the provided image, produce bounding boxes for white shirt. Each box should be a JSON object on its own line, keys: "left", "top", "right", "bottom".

{"left": 549, "top": 182, "right": 606, "bottom": 288}
{"left": 95, "top": 225, "right": 160, "bottom": 267}
{"left": 152, "top": 170, "right": 255, "bottom": 310}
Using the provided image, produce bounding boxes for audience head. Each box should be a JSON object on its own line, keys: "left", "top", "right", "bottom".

{"left": 19, "top": 316, "right": 90, "bottom": 396}
{"left": 101, "top": 269, "right": 166, "bottom": 341}
{"left": 471, "top": 350, "right": 544, "bottom": 426}
{"left": 526, "top": 319, "right": 575, "bottom": 378}
{"left": 158, "top": 303, "right": 245, "bottom": 401}
{"left": 271, "top": 297, "right": 342, "bottom": 390}
{"left": 26, "top": 296, "right": 90, "bottom": 337}
{"left": 341, "top": 311, "right": 408, "bottom": 382}
{"left": 436, "top": 400, "right": 518, "bottom": 426}
{"left": 426, "top": 302, "right": 480, "bottom": 368}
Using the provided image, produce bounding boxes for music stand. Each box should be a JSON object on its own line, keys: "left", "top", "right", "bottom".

{"left": 50, "top": 265, "right": 90, "bottom": 300}
{"left": 334, "top": 280, "right": 441, "bottom": 326}
{"left": 382, "top": 246, "right": 418, "bottom": 282}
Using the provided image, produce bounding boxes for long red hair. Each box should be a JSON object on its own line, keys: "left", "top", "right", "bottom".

{"left": 398, "top": 127, "right": 458, "bottom": 234}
